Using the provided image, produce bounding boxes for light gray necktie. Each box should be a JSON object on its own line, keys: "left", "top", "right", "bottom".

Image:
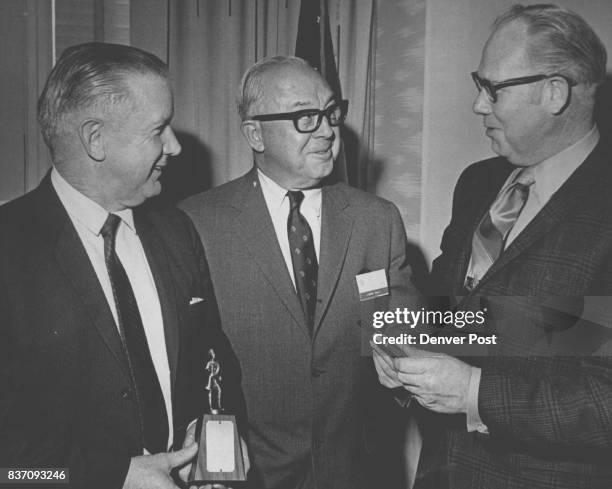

{"left": 466, "top": 168, "right": 535, "bottom": 291}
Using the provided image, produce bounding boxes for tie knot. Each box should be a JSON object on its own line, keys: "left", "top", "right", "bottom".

{"left": 287, "top": 191, "right": 305, "bottom": 211}
{"left": 513, "top": 167, "right": 535, "bottom": 188}
{"left": 100, "top": 213, "right": 121, "bottom": 240}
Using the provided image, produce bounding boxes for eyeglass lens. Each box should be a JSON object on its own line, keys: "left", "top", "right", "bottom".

{"left": 297, "top": 105, "right": 344, "bottom": 132}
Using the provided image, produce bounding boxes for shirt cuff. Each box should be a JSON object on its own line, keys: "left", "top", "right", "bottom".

{"left": 466, "top": 367, "right": 489, "bottom": 434}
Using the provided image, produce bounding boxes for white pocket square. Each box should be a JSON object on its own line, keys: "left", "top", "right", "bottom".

{"left": 189, "top": 297, "right": 204, "bottom": 305}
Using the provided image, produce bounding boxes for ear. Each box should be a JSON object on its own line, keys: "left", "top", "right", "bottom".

{"left": 78, "top": 119, "right": 106, "bottom": 162}
{"left": 546, "top": 77, "right": 571, "bottom": 115}
{"left": 240, "top": 120, "right": 265, "bottom": 153}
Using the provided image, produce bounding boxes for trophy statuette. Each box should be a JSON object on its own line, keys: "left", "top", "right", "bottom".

{"left": 188, "top": 349, "right": 246, "bottom": 485}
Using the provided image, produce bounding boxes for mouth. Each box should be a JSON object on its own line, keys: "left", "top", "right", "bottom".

{"left": 311, "top": 147, "right": 333, "bottom": 158}
{"left": 153, "top": 161, "right": 167, "bottom": 172}
{"left": 150, "top": 162, "right": 167, "bottom": 181}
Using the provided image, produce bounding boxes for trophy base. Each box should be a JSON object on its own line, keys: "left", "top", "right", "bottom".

{"left": 188, "top": 413, "right": 246, "bottom": 484}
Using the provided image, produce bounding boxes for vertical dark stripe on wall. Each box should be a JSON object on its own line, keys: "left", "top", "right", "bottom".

{"left": 94, "top": 0, "right": 105, "bottom": 41}
{"left": 276, "top": 0, "right": 280, "bottom": 50}
{"left": 196, "top": 0, "right": 200, "bottom": 18}
{"left": 362, "top": 0, "right": 376, "bottom": 190}
{"left": 255, "top": 0, "right": 259, "bottom": 60}
{"left": 319, "top": 0, "right": 326, "bottom": 78}
{"left": 166, "top": 0, "right": 171, "bottom": 67}
{"left": 229, "top": 0, "right": 232, "bottom": 17}
{"left": 22, "top": 134, "right": 27, "bottom": 195}
{"left": 336, "top": 24, "right": 341, "bottom": 73}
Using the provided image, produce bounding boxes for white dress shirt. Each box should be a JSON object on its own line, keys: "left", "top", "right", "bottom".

{"left": 257, "top": 168, "right": 322, "bottom": 288}
{"left": 51, "top": 168, "right": 174, "bottom": 450}
{"left": 466, "top": 125, "right": 600, "bottom": 433}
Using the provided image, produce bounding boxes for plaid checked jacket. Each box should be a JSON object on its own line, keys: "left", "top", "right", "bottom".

{"left": 420, "top": 142, "right": 612, "bottom": 489}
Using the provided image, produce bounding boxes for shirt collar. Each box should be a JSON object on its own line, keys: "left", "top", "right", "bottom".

{"left": 257, "top": 168, "right": 322, "bottom": 218}
{"left": 504, "top": 125, "right": 600, "bottom": 203}
{"left": 532, "top": 125, "right": 599, "bottom": 201}
{"left": 50, "top": 167, "right": 136, "bottom": 236}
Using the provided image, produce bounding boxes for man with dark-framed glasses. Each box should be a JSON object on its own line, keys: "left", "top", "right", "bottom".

{"left": 373, "top": 4, "right": 612, "bottom": 489}
{"left": 181, "top": 56, "right": 419, "bottom": 489}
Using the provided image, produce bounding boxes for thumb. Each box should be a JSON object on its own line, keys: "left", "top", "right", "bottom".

{"left": 167, "top": 441, "right": 198, "bottom": 468}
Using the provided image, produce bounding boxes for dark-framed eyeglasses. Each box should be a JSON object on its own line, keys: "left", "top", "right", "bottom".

{"left": 250, "top": 99, "right": 349, "bottom": 133}
{"left": 471, "top": 71, "right": 576, "bottom": 103}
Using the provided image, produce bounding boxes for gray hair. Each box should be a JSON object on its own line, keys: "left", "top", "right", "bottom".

{"left": 236, "top": 56, "right": 312, "bottom": 120}
{"left": 493, "top": 4, "right": 607, "bottom": 86}
{"left": 38, "top": 42, "right": 168, "bottom": 151}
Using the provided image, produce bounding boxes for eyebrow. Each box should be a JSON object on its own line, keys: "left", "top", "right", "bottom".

{"left": 152, "top": 112, "right": 174, "bottom": 130}
{"left": 289, "top": 101, "right": 316, "bottom": 109}
{"left": 288, "top": 96, "right": 338, "bottom": 110}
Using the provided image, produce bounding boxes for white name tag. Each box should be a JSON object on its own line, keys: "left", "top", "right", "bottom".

{"left": 356, "top": 269, "right": 389, "bottom": 301}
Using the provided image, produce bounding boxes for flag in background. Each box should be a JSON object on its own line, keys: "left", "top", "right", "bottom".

{"left": 295, "top": 0, "right": 347, "bottom": 181}
{"left": 295, "top": 0, "right": 342, "bottom": 98}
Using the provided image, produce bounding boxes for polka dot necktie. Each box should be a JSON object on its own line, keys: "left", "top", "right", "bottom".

{"left": 101, "top": 214, "right": 168, "bottom": 453}
{"left": 287, "top": 191, "right": 318, "bottom": 335}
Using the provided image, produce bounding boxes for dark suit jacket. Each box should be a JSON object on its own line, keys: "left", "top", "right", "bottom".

{"left": 423, "top": 142, "right": 612, "bottom": 489}
{"left": 180, "top": 168, "right": 419, "bottom": 489}
{"left": 0, "top": 175, "right": 244, "bottom": 489}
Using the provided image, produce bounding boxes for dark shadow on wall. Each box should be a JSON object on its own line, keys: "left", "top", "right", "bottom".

{"left": 595, "top": 74, "right": 612, "bottom": 138}
{"left": 148, "top": 130, "right": 212, "bottom": 208}
{"left": 341, "top": 125, "right": 365, "bottom": 189}
{"left": 341, "top": 124, "right": 388, "bottom": 192}
{"left": 407, "top": 241, "right": 431, "bottom": 292}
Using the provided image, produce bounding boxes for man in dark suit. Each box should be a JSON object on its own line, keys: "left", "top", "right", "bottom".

{"left": 0, "top": 43, "right": 243, "bottom": 489}
{"left": 373, "top": 4, "right": 612, "bottom": 489}
{"left": 181, "top": 56, "right": 419, "bottom": 489}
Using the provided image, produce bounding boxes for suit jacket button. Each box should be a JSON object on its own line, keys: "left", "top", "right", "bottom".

{"left": 121, "top": 389, "right": 131, "bottom": 400}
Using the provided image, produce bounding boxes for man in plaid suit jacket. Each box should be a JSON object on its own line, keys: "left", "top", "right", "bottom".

{"left": 374, "top": 4, "right": 612, "bottom": 489}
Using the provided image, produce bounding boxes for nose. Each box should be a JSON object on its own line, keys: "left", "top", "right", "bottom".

{"left": 314, "top": 113, "right": 334, "bottom": 138}
{"left": 162, "top": 126, "right": 182, "bottom": 156}
{"left": 472, "top": 89, "right": 492, "bottom": 115}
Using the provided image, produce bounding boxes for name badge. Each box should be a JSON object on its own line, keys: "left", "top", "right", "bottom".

{"left": 356, "top": 269, "right": 389, "bottom": 301}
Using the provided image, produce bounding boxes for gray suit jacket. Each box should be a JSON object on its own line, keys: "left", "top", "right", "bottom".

{"left": 181, "top": 167, "right": 419, "bottom": 489}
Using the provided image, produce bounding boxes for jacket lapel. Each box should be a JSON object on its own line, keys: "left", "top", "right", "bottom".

{"left": 135, "top": 212, "right": 180, "bottom": 388}
{"left": 470, "top": 144, "right": 606, "bottom": 294}
{"left": 37, "top": 176, "right": 131, "bottom": 377}
{"left": 232, "top": 169, "right": 310, "bottom": 337}
{"left": 453, "top": 166, "right": 512, "bottom": 297}
{"left": 314, "top": 185, "right": 353, "bottom": 334}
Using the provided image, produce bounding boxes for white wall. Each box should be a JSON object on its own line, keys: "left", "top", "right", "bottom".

{"left": 421, "top": 0, "right": 612, "bottom": 263}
